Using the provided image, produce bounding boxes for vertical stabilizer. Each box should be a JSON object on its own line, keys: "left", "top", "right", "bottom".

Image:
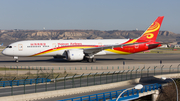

{"left": 137, "top": 16, "right": 164, "bottom": 42}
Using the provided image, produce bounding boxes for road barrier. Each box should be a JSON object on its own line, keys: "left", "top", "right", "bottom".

{"left": 58, "top": 83, "right": 161, "bottom": 101}
{"left": 0, "top": 73, "right": 179, "bottom": 101}
{"left": 0, "top": 78, "right": 51, "bottom": 87}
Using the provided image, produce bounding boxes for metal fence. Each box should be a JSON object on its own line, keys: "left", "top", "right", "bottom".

{"left": 58, "top": 83, "right": 161, "bottom": 101}
{"left": 0, "top": 78, "right": 51, "bottom": 87}
{"left": 0, "top": 64, "right": 179, "bottom": 96}
{"left": 1, "top": 64, "right": 180, "bottom": 79}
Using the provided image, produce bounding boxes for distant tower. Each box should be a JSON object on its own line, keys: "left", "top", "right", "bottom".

{"left": 43, "top": 27, "right": 46, "bottom": 30}
{"left": 136, "top": 28, "right": 138, "bottom": 31}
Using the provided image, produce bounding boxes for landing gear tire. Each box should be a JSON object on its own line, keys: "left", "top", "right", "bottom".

{"left": 87, "top": 58, "right": 96, "bottom": 62}
{"left": 87, "top": 58, "right": 92, "bottom": 62}
{"left": 53, "top": 56, "right": 58, "bottom": 59}
{"left": 15, "top": 59, "right": 18, "bottom": 63}
{"left": 14, "top": 56, "right": 19, "bottom": 63}
{"left": 92, "top": 58, "right": 96, "bottom": 62}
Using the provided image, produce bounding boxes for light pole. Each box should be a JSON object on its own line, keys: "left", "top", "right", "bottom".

{"left": 161, "top": 77, "right": 178, "bottom": 101}
{"left": 116, "top": 84, "right": 143, "bottom": 101}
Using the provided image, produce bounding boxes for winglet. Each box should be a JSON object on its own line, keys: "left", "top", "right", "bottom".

{"left": 137, "top": 16, "right": 164, "bottom": 42}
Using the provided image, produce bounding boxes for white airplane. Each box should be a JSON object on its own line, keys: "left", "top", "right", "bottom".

{"left": 0, "top": 43, "right": 3, "bottom": 46}
{"left": 2, "top": 16, "right": 164, "bottom": 63}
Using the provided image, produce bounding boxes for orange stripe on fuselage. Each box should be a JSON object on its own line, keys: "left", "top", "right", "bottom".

{"left": 31, "top": 39, "right": 140, "bottom": 56}
{"left": 31, "top": 45, "right": 97, "bottom": 56}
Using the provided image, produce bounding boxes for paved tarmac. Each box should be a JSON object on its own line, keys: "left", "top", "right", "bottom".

{"left": 0, "top": 53, "right": 180, "bottom": 67}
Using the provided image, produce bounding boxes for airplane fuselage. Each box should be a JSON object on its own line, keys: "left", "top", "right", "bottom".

{"left": 2, "top": 39, "right": 154, "bottom": 57}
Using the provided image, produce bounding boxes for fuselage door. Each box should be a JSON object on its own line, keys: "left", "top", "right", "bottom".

{"left": 98, "top": 42, "right": 103, "bottom": 46}
{"left": 52, "top": 43, "right": 57, "bottom": 48}
{"left": 18, "top": 44, "right": 23, "bottom": 51}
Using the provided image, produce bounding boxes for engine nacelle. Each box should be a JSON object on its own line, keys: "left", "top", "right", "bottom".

{"left": 65, "top": 49, "right": 85, "bottom": 61}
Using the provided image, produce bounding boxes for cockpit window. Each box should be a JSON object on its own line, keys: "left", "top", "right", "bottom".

{"left": 6, "top": 46, "right": 12, "bottom": 48}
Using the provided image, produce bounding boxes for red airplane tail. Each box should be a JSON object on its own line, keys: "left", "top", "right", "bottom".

{"left": 137, "top": 16, "right": 164, "bottom": 42}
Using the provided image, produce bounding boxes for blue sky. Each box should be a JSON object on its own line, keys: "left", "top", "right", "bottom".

{"left": 0, "top": 0, "right": 180, "bottom": 33}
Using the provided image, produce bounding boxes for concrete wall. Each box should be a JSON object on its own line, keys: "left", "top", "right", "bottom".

{"left": 0, "top": 73, "right": 179, "bottom": 101}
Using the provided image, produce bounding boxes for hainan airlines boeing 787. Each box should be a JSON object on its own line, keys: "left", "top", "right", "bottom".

{"left": 2, "top": 16, "right": 164, "bottom": 62}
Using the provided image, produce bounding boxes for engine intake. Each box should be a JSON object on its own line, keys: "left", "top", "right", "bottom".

{"left": 65, "top": 49, "right": 85, "bottom": 61}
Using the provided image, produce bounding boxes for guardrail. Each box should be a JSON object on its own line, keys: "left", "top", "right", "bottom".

{"left": 0, "top": 78, "right": 51, "bottom": 87}
{"left": 58, "top": 83, "right": 161, "bottom": 101}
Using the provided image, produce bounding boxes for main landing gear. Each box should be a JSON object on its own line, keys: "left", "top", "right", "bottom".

{"left": 84, "top": 55, "right": 96, "bottom": 62}
{"left": 86, "top": 58, "right": 96, "bottom": 62}
{"left": 14, "top": 56, "right": 19, "bottom": 63}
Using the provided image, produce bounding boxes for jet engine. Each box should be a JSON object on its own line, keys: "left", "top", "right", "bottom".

{"left": 65, "top": 49, "right": 85, "bottom": 61}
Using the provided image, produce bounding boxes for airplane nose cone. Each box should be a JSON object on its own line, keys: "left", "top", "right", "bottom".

{"left": 2, "top": 49, "right": 6, "bottom": 55}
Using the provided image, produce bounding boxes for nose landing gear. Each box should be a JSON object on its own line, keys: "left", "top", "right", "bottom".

{"left": 14, "top": 56, "right": 19, "bottom": 63}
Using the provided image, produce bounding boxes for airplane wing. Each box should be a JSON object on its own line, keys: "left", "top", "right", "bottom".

{"left": 83, "top": 42, "right": 146, "bottom": 54}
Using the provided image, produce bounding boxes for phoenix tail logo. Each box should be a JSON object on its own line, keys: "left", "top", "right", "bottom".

{"left": 144, "top": 33, "right": 154, "bottom": 39}
{"left": 143, "top": 22, "right": 160, "bottom": 39}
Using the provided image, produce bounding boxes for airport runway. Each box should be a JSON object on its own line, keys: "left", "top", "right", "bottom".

{"left": 0, "top": 53, "right": 180, "bottom": 67}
